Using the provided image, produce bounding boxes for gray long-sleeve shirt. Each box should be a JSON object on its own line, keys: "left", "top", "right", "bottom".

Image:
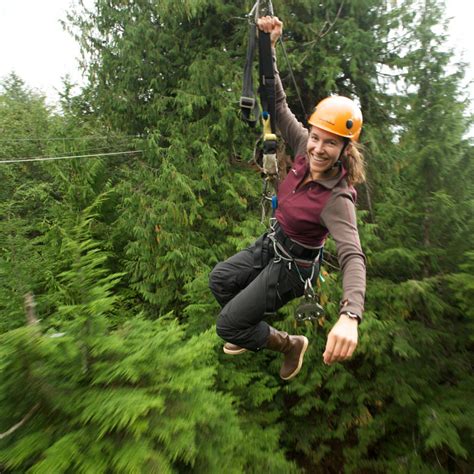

{"left": 273, "top": 56, "right": 366, "bottom": 318}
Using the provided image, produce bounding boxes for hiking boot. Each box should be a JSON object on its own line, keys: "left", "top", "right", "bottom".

{"left": 266, "top": 327, "right": 308, "bottom": 380}
{"left": 223, "top": 342, "right": 247, "bottom": 355}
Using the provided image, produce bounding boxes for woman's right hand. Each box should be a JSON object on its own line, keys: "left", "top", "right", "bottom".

{"left": 257, "top": 16, "right": 283, "bottom": 48}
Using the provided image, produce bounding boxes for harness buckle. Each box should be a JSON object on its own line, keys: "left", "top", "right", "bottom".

{"left": 239, "top": 96, "right": 256, "bottom": 109}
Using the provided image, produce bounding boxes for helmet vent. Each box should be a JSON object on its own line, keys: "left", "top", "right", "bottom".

{"left": 346, "top": 119, "right": 353, "bottom": 130}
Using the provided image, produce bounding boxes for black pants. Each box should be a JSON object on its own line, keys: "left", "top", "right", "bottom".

{"left": 209, "top": 234, "right": 318, "bottom": 351}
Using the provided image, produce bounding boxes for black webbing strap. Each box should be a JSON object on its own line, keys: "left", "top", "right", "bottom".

{"left": 252, "top": 232, "right": 279, "bottom": 316}
{"left": 253, "top": 232, "right": 268, "bottom": 269}
{"left": 258, "top": 31, "right": 276, "bottom": 134}
{"left": 264, "top": 260, "right": 283, "bottom": 317}
{"left": 274, "top": 224, "right": 322, "bottom": 260}
{"left": 241, "top": 23, "right": 259, "bottom": 127}
{"left": 240, "top": 25, "right": 276, "bottom": 134}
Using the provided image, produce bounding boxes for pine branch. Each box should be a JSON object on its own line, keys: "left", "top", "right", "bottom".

{"left": 0, "top": 292, "right": 44, "bottom": 440}
{"left": 304, "top": 1, "right": 345, "bottom": 46}
{"left": 24, "top": 292, "right": 39, "bottom": 326}
{"left": 0, "top": 403, "right": 40, "bottom": 440}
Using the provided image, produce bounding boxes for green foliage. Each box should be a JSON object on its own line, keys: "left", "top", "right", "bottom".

{"left": 448, "top": 251, "right": 474, "bottom": 340}
{"left": 1, "top": 0, "right": 473, "bottom": 472}
{"left": 0, "top": 76, "right": 55, "bottom": 331}
{"left": 0, "top": 320, "right": 253, "bottom": 473}
{"left": 0, "top": 207, "right": 273, "bottom": 473}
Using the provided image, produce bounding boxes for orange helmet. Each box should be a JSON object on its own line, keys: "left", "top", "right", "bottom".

{"left": 308, "top": 95, "right": 363, "bottom": 141}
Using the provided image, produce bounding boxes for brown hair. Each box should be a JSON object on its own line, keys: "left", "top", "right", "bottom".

{"left": 342, "top": 141, "right": 366, "bottom": 186}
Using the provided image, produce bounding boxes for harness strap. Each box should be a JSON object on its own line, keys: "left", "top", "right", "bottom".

{"left": 251, "top": 232, "right": 280, "bottom": 316}
{"left": 253, "top": 232, "right": 269, "bottom": 269}
{"left": 264, "top": 260, "right": 283, "bottom": 317}
{"left": 258, "top": 31, "right": 276, "bottom": 134}
{"left": 240, "top": 23, "right": 259, "bottom": 127}
{"left": 240, "top": 2, "right": 279, "bottom": 223}
{"left": 240, "top": 3, "right": 276, "bottom": 135}
{"left": 273, "top": 222, "right": 323, "bottom": 261}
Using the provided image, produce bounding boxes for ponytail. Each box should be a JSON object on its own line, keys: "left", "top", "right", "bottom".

{"left": 342, "top": 141, "right": 366, "bottom": 186}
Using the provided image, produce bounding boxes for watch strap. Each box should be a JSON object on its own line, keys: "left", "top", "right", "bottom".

{"left": 341, "top": 311, "right": 361, "bottom": 323}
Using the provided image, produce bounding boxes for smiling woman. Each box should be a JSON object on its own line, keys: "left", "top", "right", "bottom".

{"left": 209, "top": 16, "right": 367, "bottom": 381}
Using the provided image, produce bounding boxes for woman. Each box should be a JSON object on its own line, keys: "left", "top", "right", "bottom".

{"left": 209, "top": 16, "right": 366, "bottom": 380}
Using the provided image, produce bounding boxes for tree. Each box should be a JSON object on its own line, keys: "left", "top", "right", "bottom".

{"left": 0, "top": 74, "right": 54, "bottom": 330}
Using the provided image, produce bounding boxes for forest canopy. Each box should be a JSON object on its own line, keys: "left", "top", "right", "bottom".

{"left": 0, "top": 0, "right": 472, "bottom": 472}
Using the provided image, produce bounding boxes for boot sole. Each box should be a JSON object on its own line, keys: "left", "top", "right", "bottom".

{"left": 223, "top": 346, "right": 248, "bottom": 355}
{"left": 280, "top": 336, "right": 309, "bottom": 380}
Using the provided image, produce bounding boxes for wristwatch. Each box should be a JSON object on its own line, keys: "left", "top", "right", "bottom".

{"left": 341, "top": 311, "right": 361, "bottom": 324}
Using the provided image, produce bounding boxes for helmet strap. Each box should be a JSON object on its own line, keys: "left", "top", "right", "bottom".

{"left": 331, "top": 138, "right": 350, "bottom": 169}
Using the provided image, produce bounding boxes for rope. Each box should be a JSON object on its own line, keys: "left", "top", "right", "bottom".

{"left": 278, "top": 37, "right": 308, "bottom": 118}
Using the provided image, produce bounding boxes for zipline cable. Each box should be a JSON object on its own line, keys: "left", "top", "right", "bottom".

{"left": 0, "top": 135, "right": 141, "bottom": 143}
{"left": 0, "top": 150, "right": 143, "bottom": 165}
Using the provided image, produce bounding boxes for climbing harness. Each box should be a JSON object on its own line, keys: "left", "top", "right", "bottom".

{"left": 252, "top": 218, "right": 325, "bottom": 323}
{"left": 268, "top": 219, "right": 325, "bottom": 324}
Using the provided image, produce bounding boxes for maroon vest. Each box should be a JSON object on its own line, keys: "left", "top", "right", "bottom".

{"left": 275, "top": 154, "right": 348, "bottom": 247}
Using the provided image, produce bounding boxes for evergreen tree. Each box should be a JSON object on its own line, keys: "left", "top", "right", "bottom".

{"left": 1, "top": 201, "right": 299, "bottom": 473}
{"left": 0, "top": 75, "right": 54, "bottom": 331}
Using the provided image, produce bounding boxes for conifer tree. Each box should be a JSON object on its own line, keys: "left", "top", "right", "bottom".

{"left": 1, "top": 200, "right": 299, "bottom": 473}
{"left": 0, "top": 75, "right": 55, "bottom": 330}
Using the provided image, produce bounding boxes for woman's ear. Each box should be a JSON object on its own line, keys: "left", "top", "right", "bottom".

{"left": 342, "top": 141, "right": 351, "bottom": 158}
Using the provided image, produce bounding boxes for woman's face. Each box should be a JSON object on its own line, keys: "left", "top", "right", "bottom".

{"left": 307, "top": 126, "right": 345, "bottom": 178}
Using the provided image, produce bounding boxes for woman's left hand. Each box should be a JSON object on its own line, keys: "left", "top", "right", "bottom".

{"left": 323, "top": 314, "right": 358, "bottom": 365}
{"left": 257, "top": 16, "right": 283, "bottom": 48}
